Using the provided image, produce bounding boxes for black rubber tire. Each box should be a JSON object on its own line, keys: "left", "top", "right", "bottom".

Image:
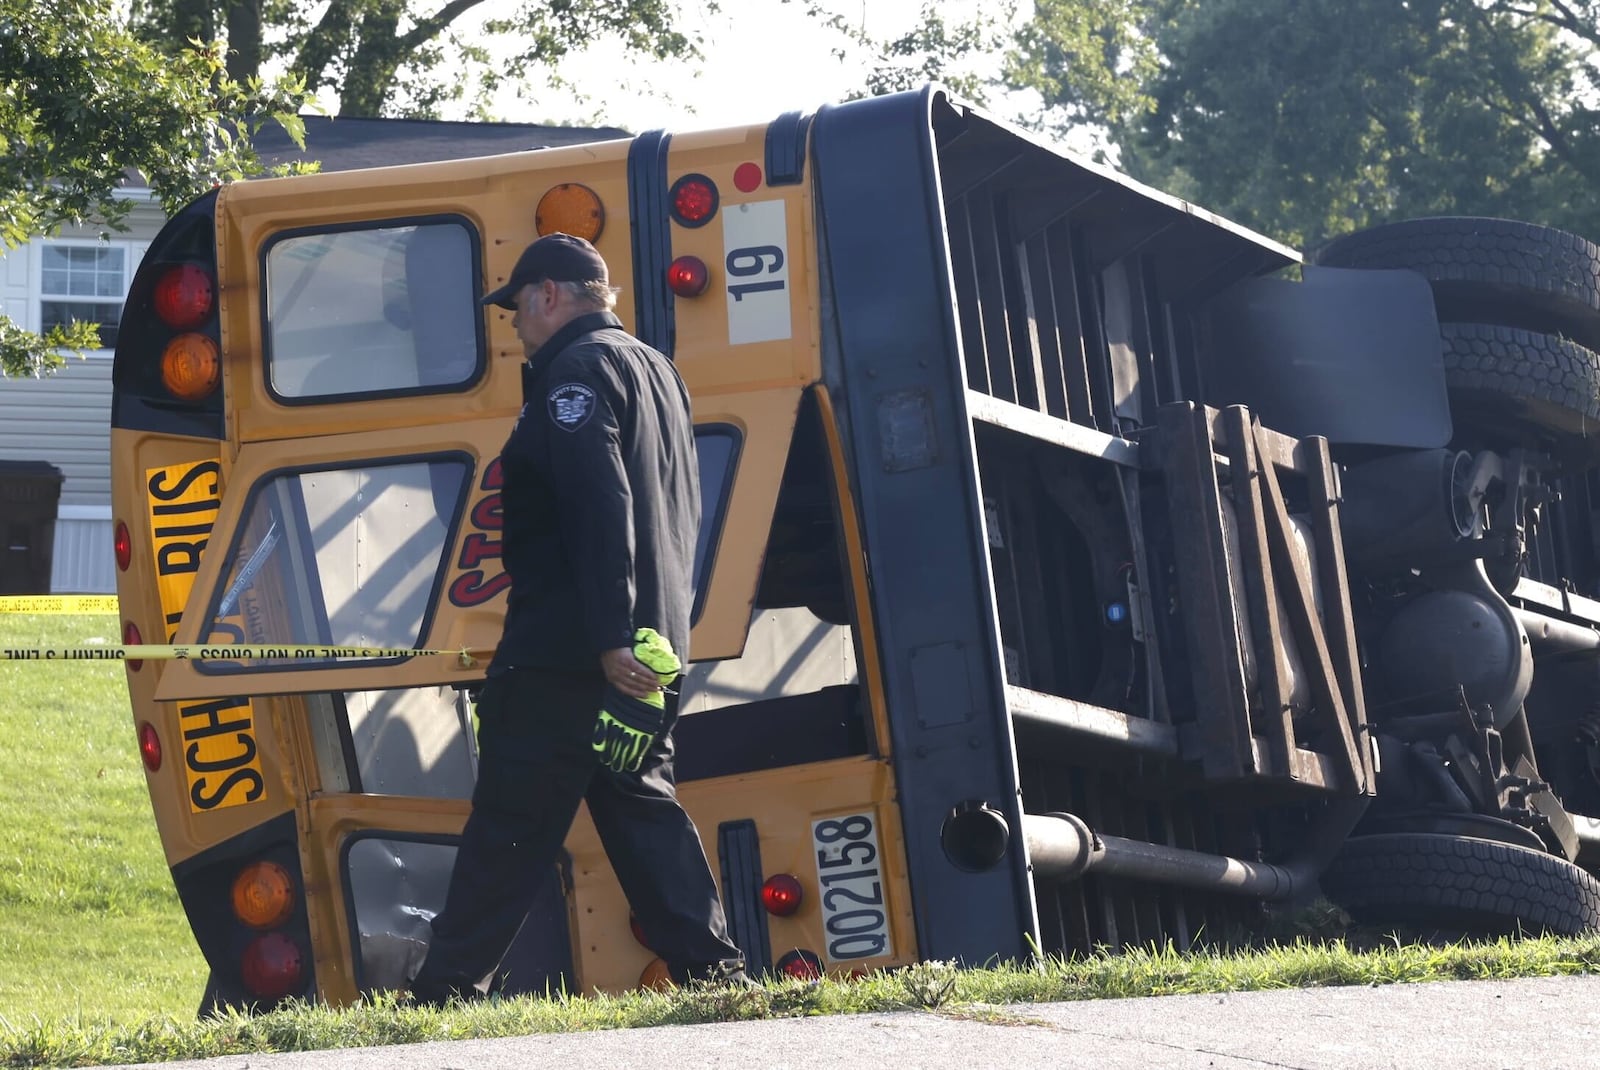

{"left": 1438, "top": 322, "right": 1600, "bottom": 446}
{"left": 1311, "top": 217, "right": 1600, "bottom": 352}
{"left": 1321, "top": 832, "right": 1600, "bottom": 937}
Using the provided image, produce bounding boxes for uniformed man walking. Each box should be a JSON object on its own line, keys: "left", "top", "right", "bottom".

{"left": 408, "top": 233, "right": 745, "bottom": 1004}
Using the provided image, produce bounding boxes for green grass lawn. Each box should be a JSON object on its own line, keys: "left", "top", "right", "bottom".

{"left": 4, "top": 615, "right": 1600, "bottom": 1068}
{"left": 0, "top": 613, "right": 207, "bottom": 1026}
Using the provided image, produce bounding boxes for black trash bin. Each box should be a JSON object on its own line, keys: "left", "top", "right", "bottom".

{"left": 0, "top": 460, "right": 65, "bottom": 595}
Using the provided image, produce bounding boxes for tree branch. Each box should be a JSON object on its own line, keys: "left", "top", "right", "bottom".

{"left": 399, "top": 0, "right": 489, "bottom": 54}
{"left": 1487, "top": 0, "right": 1599, "bottom": 48}
{"left": 290, "top": 0, "right": 357, "bottom": 94}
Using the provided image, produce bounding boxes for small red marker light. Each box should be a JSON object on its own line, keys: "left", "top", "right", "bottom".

{"left": 153, "top": 264, "right": 214, "bottom": 330}
{"left": 734, "top": 162, "right": 763, "bottom": 193}
{"left": 124, "top": 620, "right": 143, "bottom": 671}
{"left": 776, "top": 949, "right": 823, "bottom": 980}
{"left": 137, "top": 721, "right": 161, "bottom": 770}
{"left": 666, "top": 256, "right": 710, "bottom": 298}
{"left": 669, "top": 174, "right": 719, "bottom": 228}
{"left": 761, "top": 874, "right": 803, "bottom": 916}
{"left": 114, "top": 521, "right": 131, "bottom": 571}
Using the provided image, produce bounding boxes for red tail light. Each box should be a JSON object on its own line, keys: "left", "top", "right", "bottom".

{"left": 137, "top": 721, "right": 161, "bottom": 770}
{"left": 241, "top": 932, "right": 304, "bottom": 1000}
{"left": 123, "top": 620, "right": 143, "bottom": 671}
{"left": 153, "top": 264, "right": 214, "bottom": 330}
{"left": 667, "top": 256, "right": 710, "bottom": 298}
{"left": 761, "top": 874, "right": 803, "bottom": 916}
{"left": 776, "top": 948, "right": 823, "bottom": 980}
{"left": 114, "top": 521, "right": 131, "bottom": 571}
{"left": 669, "top": 174, "right": 719, "bottom": 228}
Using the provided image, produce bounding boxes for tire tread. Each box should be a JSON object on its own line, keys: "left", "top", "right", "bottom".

{"left": 1322, "top": 832, "right": 1600, "bottom": 936}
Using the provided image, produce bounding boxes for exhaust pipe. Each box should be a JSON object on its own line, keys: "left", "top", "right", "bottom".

{"left": 940, "top": 798, "right": 1369, "bottom": 902}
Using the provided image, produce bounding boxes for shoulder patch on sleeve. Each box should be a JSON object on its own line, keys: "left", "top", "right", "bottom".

{"left": 548, "top": 382, "right": 597, "bottom": 431}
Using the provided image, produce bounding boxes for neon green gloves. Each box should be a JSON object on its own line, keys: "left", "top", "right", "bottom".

{"left": 592, "top": 627, "right": 681, "bottom": 774}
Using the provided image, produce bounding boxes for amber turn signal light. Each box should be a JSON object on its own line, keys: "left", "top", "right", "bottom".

{"left": 161, "top": 333, "right": 220, "bottom": 401}
{"left": 231, "top": 861, "right": 295, "bottom": 929}
{"left": 536, "top": 183, "right": 605, "bottom": 242}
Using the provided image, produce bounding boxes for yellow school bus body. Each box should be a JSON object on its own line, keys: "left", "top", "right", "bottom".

{"left": 115, "top": 111, "right": 914, "bottom": 1006}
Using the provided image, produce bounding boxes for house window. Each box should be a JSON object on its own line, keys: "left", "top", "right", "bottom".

{"left": 40, "top": 242, "right": 129, "bottom": 350}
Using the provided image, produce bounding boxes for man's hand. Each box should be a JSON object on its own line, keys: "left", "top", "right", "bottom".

{"left": 601, "top": 645, "right": 662, "bottom": 700}
{"left": 593, "top": 628, "right": 681, "bottom": 774}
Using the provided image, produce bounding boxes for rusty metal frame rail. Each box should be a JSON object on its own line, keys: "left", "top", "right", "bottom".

{"left": 1158, "top": 402, "right": 1373, "bottom": 794}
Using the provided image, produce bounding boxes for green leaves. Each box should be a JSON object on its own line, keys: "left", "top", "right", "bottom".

{"left": 0, "top": 316, "right": 101, "bottom": 378}
{"left": 1006, "top": 0, "right": 1159, "bottom": 137}
{"left": 0, "top": 0, "right": 311, "bottom": 377}
{"left": 133, "top": 0, "right": 708, "bottom": 120}
{"left": 1002, "top": 0, "right": 1600, "bottom": 248}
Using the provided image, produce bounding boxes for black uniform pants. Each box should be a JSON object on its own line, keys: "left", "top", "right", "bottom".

{"left": 409, "top": 666, "right": 741, "bottom": 1002}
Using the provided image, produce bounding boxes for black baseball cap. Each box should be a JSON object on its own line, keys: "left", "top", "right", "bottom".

{"left": 480, "top": 233, "right": 609, "bottom": 309}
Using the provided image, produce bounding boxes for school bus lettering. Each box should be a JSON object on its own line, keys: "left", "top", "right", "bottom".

{"left": 190, "top": 766, "right": 266, "bottom": 811}
{"left": 148, "top": 459, "right": 220, "bottom": 502}
{"left": 186, "top": 732, "right": 257, "bottom": 771}
{"left": 146, "top": 460, "right": 224, "bottom": 639}
{"left": 147, "top": 460, "right": 266, "bottom": 814}
{"left": 179, "top": 696, "right": 266, "bottom": 810}
{"left": 148, "top": 462, "right": 221, "bottom": 575}
{"left": 450, "top": 457, "right": 509, "bottom": 607}
{"left": 155, "top": 536, "right": 209, "bottom": 575}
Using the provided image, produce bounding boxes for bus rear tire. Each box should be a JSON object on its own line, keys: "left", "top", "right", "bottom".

{"left": 1320, "top": 832, "right": 1600, "bottom": 937}
{"left": 1311, "top": 216, "right": 1600, "bottom": 352}
{"left": 1435, "top": 322, "right": 1600, "bottom": 455}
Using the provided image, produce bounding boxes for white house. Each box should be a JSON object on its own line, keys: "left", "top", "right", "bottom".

{"left": 0, "top": 115, "right": 623, "bottom": 593}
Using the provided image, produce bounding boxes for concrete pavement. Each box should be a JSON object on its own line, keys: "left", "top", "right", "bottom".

{"left": 96, "top": 973, "right": 1600, "bottom": 1069}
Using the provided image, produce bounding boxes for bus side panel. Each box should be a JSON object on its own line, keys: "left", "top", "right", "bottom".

{"left": 563, "top": 757, "right": 914, "bottom": 992}
{"left": 811, "top": 89, "right": 1037, "bottom": 964}
{"left": 112, "top": 430, "right": 295, "bottom": 860}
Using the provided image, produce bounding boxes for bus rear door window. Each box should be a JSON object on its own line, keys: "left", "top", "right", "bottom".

{"left": 198, "top": 457, "right": 468, "bottom": 671}
{"left": 264, "top": 221, "right": 482, "bottom": 400}
{"left": 693, "top": 425, "right": 740, "bottom": 622}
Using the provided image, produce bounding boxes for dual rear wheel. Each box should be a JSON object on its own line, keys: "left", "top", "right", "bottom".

{"left": 1312, "top": 218, "right": 1600, "bottom": 934}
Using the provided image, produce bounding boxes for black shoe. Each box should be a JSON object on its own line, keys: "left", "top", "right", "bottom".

{"left": 671, "top": 958, "right": 760, "bottom": 988}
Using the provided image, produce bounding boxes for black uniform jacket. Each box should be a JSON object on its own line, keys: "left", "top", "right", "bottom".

{"left": 488, "top": 311, "right": 700, "bottom": 675}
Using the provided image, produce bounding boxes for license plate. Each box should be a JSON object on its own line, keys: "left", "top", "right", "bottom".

{"left": 811, "top": 810, "right": 892, "bottom": 961}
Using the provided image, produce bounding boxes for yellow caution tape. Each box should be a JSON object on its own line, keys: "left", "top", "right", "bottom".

{"left": 0, "top": 595, "right": 119, "bottom": 614}
{"left": 0, "top": 644, "right": 483, "bottom": 666}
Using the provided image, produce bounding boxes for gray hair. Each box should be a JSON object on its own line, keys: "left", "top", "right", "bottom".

{"left": 559, "top": 278, "right": 619, "bottom": 311}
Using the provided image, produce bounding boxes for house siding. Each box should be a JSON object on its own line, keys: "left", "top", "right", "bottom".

{"left": 0, "top": 196, "right": 164, "bottom": 592}
{"left": 0, "top": 354, "right": 113, "bottom": 507}
{"left": 0, "top": 358, "right": 117, "bottom": 592}
{"left": 51, "top": 505, "right": 116, "bottom": 593}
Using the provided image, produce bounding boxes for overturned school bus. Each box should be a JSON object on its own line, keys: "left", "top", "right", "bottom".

{"left": 110, "top": 85, "right": 1600, "bottom": 1010}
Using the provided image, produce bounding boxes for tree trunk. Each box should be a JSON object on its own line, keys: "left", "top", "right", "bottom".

{"left": 338, "top": 0, "right": 406, "bottom": 116}
{"left": 162, "top": 0, "right": 215, "bottom": 49}
{"left": 224, "top": 0, "right": 262, "bottom": 83}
